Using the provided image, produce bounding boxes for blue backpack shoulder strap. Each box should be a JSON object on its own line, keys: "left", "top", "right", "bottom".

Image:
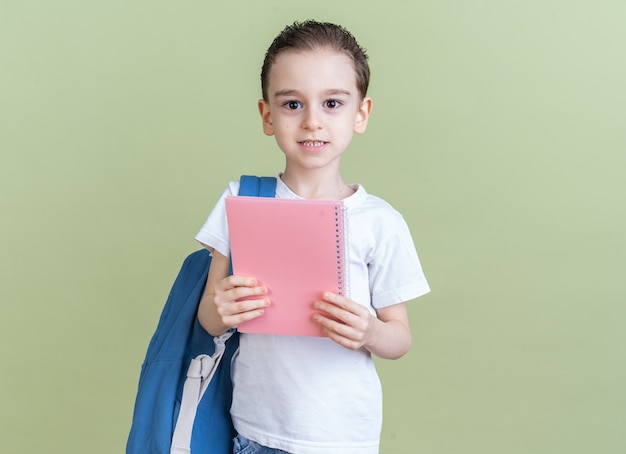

{"left": 239, "top": 175, "right": 277, "bottom": 197}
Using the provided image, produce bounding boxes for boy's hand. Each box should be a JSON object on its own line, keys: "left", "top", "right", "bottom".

{"left": 213, "top": 275, "right": 269, "bottom": 329}
{"left": 313, "top": 292, "right": 376, "bottom": 351}
{"left": 313, "top": 292, "right": 413, "bottom": 359}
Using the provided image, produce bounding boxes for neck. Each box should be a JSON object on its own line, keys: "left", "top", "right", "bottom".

{"left": 280, "top": 169, "right": 354, "bottom": 200}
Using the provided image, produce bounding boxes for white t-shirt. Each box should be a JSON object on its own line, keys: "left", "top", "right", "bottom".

{"left": 195, "top": 177, "right": 430, "bottom": 454}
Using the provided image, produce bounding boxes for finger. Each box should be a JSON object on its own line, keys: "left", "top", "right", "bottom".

{"left": 223, "top": 304, "right": 268, "bottom": 327}
{"left": 232, "top": 297, "right": 270, "bottom": 314}
{"left": 216, "top": 293, "right": 269, "bottom": 316}
{"left": 315, "top": 299, "right": 365, "bottom": 326}
{"left": 215, "top": 279, "right": 266, "bottom": 307}
{"left": 227, "top": 284, "right": 267, "bottom": 302}
{"left": 321, "top": 292, "right": 367, "bottom": 316}
{"left": 217, "top": 297, "right": 270, "bottom": 328}
{"left": 314, "top": 313, "right": 356, "bottom": 338}
{"left": 217, "top": 275, "right": 259, "bottom": 292}
{"left": 315, "top": 303, "right": 354, "bottom": 326}
{"left": 314, "top": 314, "right": 362, "bottom": 349}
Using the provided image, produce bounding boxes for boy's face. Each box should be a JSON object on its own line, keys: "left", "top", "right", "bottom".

{"left": 258, "top": 49, "right": 372, "bottom": 174}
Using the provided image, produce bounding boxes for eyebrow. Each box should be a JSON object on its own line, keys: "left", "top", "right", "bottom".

{"left": 273, "top": 88, "right": 352, "bottom": 98}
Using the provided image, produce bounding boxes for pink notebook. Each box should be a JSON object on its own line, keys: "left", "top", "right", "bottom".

{"left": 225, "top": 196, "right": 347, "bottom": 337}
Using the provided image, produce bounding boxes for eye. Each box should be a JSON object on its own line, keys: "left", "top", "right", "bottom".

{"left": 284, "top": 100, "right": 302, "bottom": 110}
{"left": 324, "top": 99, "right": 342, "bottom": 109}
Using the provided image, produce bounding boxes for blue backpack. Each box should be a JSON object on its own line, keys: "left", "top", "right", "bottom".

{"left": 126, "top": 176, "right": 277, "bottom": 454}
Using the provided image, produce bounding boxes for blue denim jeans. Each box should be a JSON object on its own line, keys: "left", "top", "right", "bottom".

{"left": 233, "top": 434, "right": 291, "bottom": 454}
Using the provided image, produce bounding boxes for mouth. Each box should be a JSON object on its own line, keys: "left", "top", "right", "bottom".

{"left": 299, "top": 140, "right": 327, "bottom": 147}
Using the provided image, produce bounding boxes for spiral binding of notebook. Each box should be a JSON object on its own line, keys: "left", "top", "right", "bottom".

{"left": 335, "top": 203, "right": 349, "bottom": 298}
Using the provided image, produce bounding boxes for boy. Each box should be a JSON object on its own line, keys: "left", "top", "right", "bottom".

{"left": 195, "top": 20, "right": 430, "bottom": 454}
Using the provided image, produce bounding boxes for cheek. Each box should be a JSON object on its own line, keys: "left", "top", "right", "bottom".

{"left": 341, "top": 116, "right": 358, "bottom": 133}
{"left": 276, "top": 122, "right": 293, "bottom": 134}
{"left": 273, "top": 125, "right": 293, "bottom": 145}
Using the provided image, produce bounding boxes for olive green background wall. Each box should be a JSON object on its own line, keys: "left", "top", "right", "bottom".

{"left": 1, "top": 1, "right": 624, "bottom": 453}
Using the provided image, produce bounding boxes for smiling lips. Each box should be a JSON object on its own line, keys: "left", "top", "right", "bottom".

{"left": 300, "top": 140, "right": 327, "bottom": 147}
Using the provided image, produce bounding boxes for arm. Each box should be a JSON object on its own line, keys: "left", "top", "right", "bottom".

{"left": 197, "top": 249, "right": 269, "bottom": 336}
{"left": 313, "top": 293, "right": 412, "bottom": 359}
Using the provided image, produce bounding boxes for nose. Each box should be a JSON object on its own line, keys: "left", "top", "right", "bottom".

{"left": 302, "top": 108, "right": 323, "bottom": 130}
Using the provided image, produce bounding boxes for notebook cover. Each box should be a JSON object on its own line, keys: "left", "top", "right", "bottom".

{"left": 225, "top": 196, "right": 346, "bottom": 337}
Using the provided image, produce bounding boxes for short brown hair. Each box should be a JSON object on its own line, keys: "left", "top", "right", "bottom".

{"left": 260, "top": 20, "right": 370, "bottom": 101}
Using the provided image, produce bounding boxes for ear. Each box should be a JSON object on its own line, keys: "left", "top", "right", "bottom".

{"left": 354, "top": 97, "right": 373, "bottom": 134}
{"left": 258, "top": 99, "right": 274, "bottom": 136}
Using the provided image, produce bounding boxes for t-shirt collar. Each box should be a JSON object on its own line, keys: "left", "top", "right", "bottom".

{"left": 275, "top": 174, "right": 367, "bottom": 209}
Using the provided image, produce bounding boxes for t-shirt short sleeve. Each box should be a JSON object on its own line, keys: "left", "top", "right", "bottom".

{"left": 368, "top": 213, "right": 430, "bottom": 308}
{"left": 194, "top": 181, "right": 240, "bottom": 257}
